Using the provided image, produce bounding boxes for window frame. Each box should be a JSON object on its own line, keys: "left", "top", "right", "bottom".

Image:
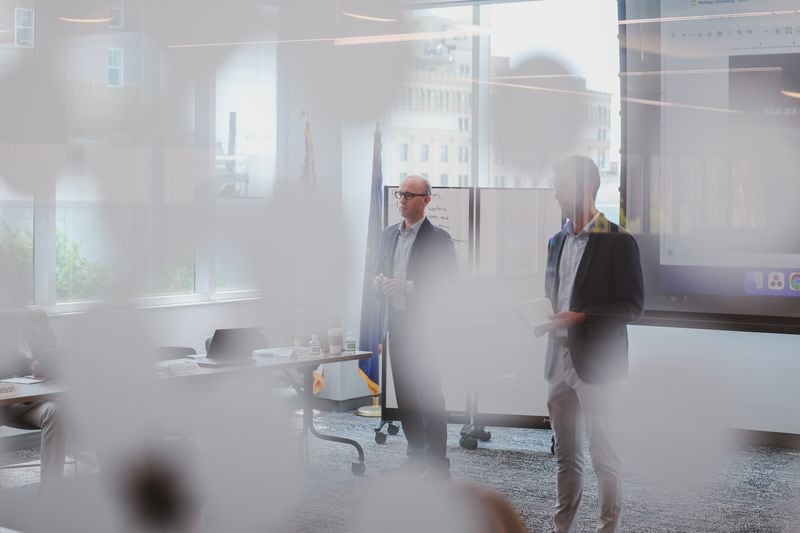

{"left": 109, "top": 0, "right": 125, "bottom": 29}
{"left": 107, "top": 47, "right": 124, "bottom": 88}
{"left": 14, "top": 7, "right": 35, "bottom": 48}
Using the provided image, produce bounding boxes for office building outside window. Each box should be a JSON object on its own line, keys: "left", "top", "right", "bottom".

{"left": 383, "top": 7, "right": 473, "bottom": 187}
{"left": 484, "top": 1, "right": 620, "bottom": 222}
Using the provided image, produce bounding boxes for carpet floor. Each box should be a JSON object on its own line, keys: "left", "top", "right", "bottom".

{"left": 2, "top": 411, "right": 800, "bottom": 532}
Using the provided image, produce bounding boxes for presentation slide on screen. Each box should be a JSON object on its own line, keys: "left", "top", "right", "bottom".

{"left": 655, "top": 0, "right": 800, "bottom": 301}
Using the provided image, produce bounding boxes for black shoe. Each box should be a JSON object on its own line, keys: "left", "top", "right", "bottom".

{"left": 419, "top": 464, "right": 451, "bottom": 481}
{"left": 381, "top": 459, "right": 426, "bottom": 477}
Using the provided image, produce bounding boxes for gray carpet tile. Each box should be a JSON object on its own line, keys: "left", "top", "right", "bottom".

{"left": 287, "top": 411, "right": 800, "bottom": 533}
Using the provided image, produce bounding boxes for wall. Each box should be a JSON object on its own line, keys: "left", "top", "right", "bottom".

{"left": 628, "top": 325, "right": 800, "bottom": 435}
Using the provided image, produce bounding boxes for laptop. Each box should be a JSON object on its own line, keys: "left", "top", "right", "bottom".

{"left": 194, "top": 327, "right": 267, "bottom": 367}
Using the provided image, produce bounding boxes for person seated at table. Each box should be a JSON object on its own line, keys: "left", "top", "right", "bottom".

{"left": 0, "top": 309, "right": 68, "bottom": 487}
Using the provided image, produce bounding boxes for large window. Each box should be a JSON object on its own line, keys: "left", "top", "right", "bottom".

{"left": 0, "top": 2, "right": 277, "bottom": 307}
{"left": 484, "top": 0, "right": 621, "bottom": 224}
{"left": 384, "top": 1, "right": 621, "bottom": 220}
{"left": 214, "top": 43, "right": 277, "bottom": 291}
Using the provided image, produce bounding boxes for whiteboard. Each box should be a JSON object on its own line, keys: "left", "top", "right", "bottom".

{"left": 385, "top": 186, "right": 473, "bottom": 276}
{"left": 382, "top": 187, "right": 563, "bottom": 421}
{"left": 477, "top": 188, "right": 561, "bottom": 279}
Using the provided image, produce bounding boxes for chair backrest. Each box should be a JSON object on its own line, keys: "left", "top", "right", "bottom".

{"left": 0, "top": 308, "right": 58, "bottom": 377}
{"left": 23, "top": 308, "right": 58, "bottom": 357}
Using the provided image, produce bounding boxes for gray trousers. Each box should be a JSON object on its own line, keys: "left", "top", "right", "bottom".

{"left": 1, "top": 401, "right": 67, "bottom": 485}
{"left": 547, "top": 348, "right": 622, "bottom": 533}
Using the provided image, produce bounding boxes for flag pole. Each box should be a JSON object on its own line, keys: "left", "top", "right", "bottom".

{"left": 356, "top": 342, "right": 382, "bottom": 417}
{"left": 356, "top": 121, "right": 384, "bottom": 418}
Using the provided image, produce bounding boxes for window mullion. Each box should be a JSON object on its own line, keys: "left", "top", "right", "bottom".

{"left": 33, "top": 190, "right": 56, "bottom": 307}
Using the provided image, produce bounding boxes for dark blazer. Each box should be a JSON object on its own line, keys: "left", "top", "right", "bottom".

{"left": 544, "top": 217, "right": 644, "bottom": 384}
{"left": 374, "top": 217, "right": 457, "bottom": 325}
{"left": 0, "top": 309, "right": 58, "bottom": 379}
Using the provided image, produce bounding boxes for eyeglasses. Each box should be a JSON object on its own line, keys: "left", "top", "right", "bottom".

{"left": 393, "top": 190, "right": 428, "bottom": 200}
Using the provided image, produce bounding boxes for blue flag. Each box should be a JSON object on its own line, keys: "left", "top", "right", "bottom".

{"left": 358, "top": 124, "right": 383, "bottom": 396}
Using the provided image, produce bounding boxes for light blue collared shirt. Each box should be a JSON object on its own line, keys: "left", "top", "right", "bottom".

{"left": 550, "top": 212, "right": 602, "bottom": 385}
{"left": 555, "top": 212, "right": 602, "bottom": 319}
{"left": 390, "top": 216, "right": 425, "bottom": 310}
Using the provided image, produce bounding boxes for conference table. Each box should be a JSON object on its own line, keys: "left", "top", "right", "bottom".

{"left": 0, "top": 350, "right": 373, "bottom": 475}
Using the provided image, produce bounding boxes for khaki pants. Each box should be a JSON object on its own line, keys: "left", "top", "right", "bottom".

{"left": 1, "top": 401, "right": 67, "bottom": 485}
{"left": 547, "top": 348, "right": 622, "bottom": 533}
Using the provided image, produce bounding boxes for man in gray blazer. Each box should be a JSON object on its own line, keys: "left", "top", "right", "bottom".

{"left": 543, "top": 156, "right": 644, "bottom": 532}
{"left": 374, "top": 174, "right": 457, "bottom": 479}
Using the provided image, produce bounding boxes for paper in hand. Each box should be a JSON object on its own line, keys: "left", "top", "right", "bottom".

{"left": 518, "top": 298, "right": 554, "bottom": 338}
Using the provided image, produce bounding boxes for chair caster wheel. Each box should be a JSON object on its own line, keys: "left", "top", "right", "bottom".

{"left": 352, "top": 462, "right": 366, "bottom": 476}
{"left": 387, "top": 423, "right": 400, "bottom": 435}
{"left": 470, "top": 427, "right": 491, "bottom": 441}
{"left": 459, "top": 436, "right": 478, "bottom": 450}
{"left": 375, "top": 432, "right": 387, "bottom": 444}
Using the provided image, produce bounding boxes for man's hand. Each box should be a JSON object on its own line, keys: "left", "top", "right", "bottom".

{"left": 380, "top": 278, "right": 407, "bottom": 297}
{"left": 548, "top": 311, "right": 586, "bottom": 330}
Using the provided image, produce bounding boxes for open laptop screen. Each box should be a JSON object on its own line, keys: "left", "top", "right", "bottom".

{"left": 206, "top": 327, "right": 267, "bottom": 360}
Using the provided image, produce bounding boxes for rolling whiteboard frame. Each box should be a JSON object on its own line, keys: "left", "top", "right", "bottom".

{"left": 380, "top": 186, "right": 556, "bottom": 429}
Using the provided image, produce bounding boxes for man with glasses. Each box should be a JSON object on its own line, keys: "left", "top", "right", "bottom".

{"left": 374, "top": 174, "right": 456, "bottom": 480}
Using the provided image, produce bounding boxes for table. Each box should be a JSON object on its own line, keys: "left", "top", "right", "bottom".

{"left": 163, "top": 351, "right": 373, "bottom": 475}
{"left": 0, "top": 350, "right": 373, "bottom": 475}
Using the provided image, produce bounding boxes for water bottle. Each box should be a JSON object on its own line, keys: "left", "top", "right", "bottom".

{"left": 309, "top": 334, "right": 321, "bottom": 356}
{"left": 344, "top": 331, "right": 357, "bottom": 353}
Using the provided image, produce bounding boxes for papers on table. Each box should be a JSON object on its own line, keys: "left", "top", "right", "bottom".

{"left": 518, "top": 297, "right": 554, "bottom": 338}
{"left": 0, "top": 376, "right": 45, "bottom": 385}
{"left": 254, "top": 347, "right": 293, "bottom": 358}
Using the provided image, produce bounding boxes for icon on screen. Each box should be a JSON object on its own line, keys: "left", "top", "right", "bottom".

{"left": 767, "top": 272, "right": 785, "bottom": 290}
{"left": 746, "top": 271, "right": 764, "bottom": 290}
{"left": 790, "top": 273, "right": 800, "bottom": 291}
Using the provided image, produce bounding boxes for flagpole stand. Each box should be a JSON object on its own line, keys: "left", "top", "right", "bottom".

{"left": 356, "top": 395, "right": 381, "bottom": 417}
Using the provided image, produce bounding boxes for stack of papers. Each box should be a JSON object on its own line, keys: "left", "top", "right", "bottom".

{"left": 518, "top": 298, "right": 554, "bottom": 338}
{"left": 254, "top": 347, "right": 293, "bottom": 358}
